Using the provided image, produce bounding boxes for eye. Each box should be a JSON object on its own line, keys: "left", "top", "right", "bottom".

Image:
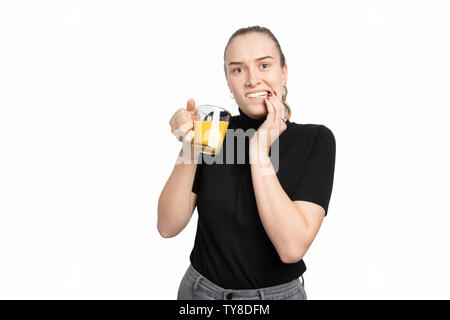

{"left": 233, "top": 67, "right": 244, "bottom": 73}
{"left": 260, "top": 63, "right": 269, "bottom": 69}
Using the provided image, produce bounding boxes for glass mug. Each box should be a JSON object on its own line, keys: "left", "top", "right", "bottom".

{"left": 189, "top": 105, "right": 231, "bottom": 155}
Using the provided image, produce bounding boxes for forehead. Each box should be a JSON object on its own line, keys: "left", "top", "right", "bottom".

{"left": 225, "top": 32, "right": 279, "bottom": 63}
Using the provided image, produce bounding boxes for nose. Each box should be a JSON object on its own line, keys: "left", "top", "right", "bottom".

{"left": 245, "top": 69, "right": 261, "bottom": 87}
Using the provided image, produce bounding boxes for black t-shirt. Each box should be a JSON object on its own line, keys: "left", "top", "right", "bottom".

{"left": 190, "top": 107, "right": 336, "bottom": 289}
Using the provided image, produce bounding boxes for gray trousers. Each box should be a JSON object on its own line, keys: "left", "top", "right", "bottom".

{"left": 177, "top": 264, "right": 307, "bottom": 300}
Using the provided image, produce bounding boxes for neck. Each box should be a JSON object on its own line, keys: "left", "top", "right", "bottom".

{"left": 237, "top": 108, "right": 266, "bottom": 130}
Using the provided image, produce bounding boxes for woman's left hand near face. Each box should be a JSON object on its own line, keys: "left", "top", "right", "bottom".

{"left": 250, "top": 91, "right": 287, "bottom": 156}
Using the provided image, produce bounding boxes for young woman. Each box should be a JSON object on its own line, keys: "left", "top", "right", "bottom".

{"left": 158, "top": 26, "right": 336, "bottom": 300}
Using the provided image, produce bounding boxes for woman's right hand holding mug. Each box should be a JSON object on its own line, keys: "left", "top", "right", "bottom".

{"left": 170, "top": 98, "right": 199, "bottom": 162}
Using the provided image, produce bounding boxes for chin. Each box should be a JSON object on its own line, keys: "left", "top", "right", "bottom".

{"left": 247, "top": 110, "right": 267, "bottom": 120}
{"left": 249, "top": 105, "right": 268, "bottom": 118}
{"left": 238, "top": 102, "right": 268, "bottom": 118}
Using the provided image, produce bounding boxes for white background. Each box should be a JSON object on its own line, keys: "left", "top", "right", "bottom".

{"left": 1, "top": 0, "right": 449, "bottom": 299}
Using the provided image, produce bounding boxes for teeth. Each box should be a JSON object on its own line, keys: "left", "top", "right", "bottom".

{"left": 247, "top": 91, "right": 270, "bottom": 98}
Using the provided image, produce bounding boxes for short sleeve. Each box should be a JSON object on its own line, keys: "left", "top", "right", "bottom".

{"left": 291, "top": 125, "right": 336, "bottom": 216}
{"left": 192, "top": 162, "right": 202, "bottom": 195}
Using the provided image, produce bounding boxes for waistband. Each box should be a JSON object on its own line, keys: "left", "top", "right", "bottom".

{"left": 186, "top": 264, "right": 303, "bottom": 300}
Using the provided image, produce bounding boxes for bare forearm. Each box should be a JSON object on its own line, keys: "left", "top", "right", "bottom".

{"left": 157, "top": 147, "right": 198, "bottom": 237}
{"left": 250, "top": 155, "right": 309, "bottom": 263}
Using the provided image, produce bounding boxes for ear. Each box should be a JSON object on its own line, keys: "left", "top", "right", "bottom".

{"left": 282, "top": 64, "right": 288, "bottom": 85}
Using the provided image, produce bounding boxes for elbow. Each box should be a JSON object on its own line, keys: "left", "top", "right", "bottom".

{"left": 279, "top": 247, "right": 307, "bottom": 264}
{"left": 157, "top": 220, "right": 178, "bottom": 238}
{"left": 157, "top": 225, "right": 177, "bottom": 238}
{"left": 280, "top": 253, "right": 302, "bottom": 264}
{"left": 158, "top": 228, "right": 172, "bottom": 238}
{"left": 157, "top": 203, "right": 177, "bottom": 238}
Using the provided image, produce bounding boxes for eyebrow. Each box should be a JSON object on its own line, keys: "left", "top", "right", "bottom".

{"left": 228, "top": 55, "right": 274, "bottom": 66}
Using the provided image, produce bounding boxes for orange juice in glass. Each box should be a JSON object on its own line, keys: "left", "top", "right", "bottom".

{"left": 191, "top": 105, "right": 231, "bottom": 155}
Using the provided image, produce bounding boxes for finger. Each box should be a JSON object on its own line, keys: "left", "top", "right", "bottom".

{"left": 271, "top": 96, "right": 280, "bottom": 125}
{"left": 269, "top": 99, "right": 277, "bottom": 124}
{"left": 173, "top": 118, "right": 194, "bottom": 141}
{"left": 274, "top": 97, "right": 287, "bottom": 126}
{"left": 268, "top": 95, "right": 283, "bottom": 124}
{"left": 176, "top": 120, "right": 194, "bottom": 138}
{"left": 171, "top": 112, "right": 189, "bottom": 129}
{"left": 274, "top": 99, "right": 287, "bottom": 125}
{"left": 279, "top": 103, "right": 288, "bottom": 129}
{"left": 169, "top": 108, "right": 184, "bottom": 126}
{"left": 265, "top": 97, "right": 275, "bottom": 123}
{"left": 279, "top": 102, "right": 286, "bottom": 122}
{"left": 186, "top": 98, "right": 196, "bottom": 112}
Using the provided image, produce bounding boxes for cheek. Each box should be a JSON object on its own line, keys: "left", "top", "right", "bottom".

{"left": 265, "top": 72, "right": 282, "bottom": 84}
{"left": 227, "top": 78, "right": 241, "bottom": 91}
